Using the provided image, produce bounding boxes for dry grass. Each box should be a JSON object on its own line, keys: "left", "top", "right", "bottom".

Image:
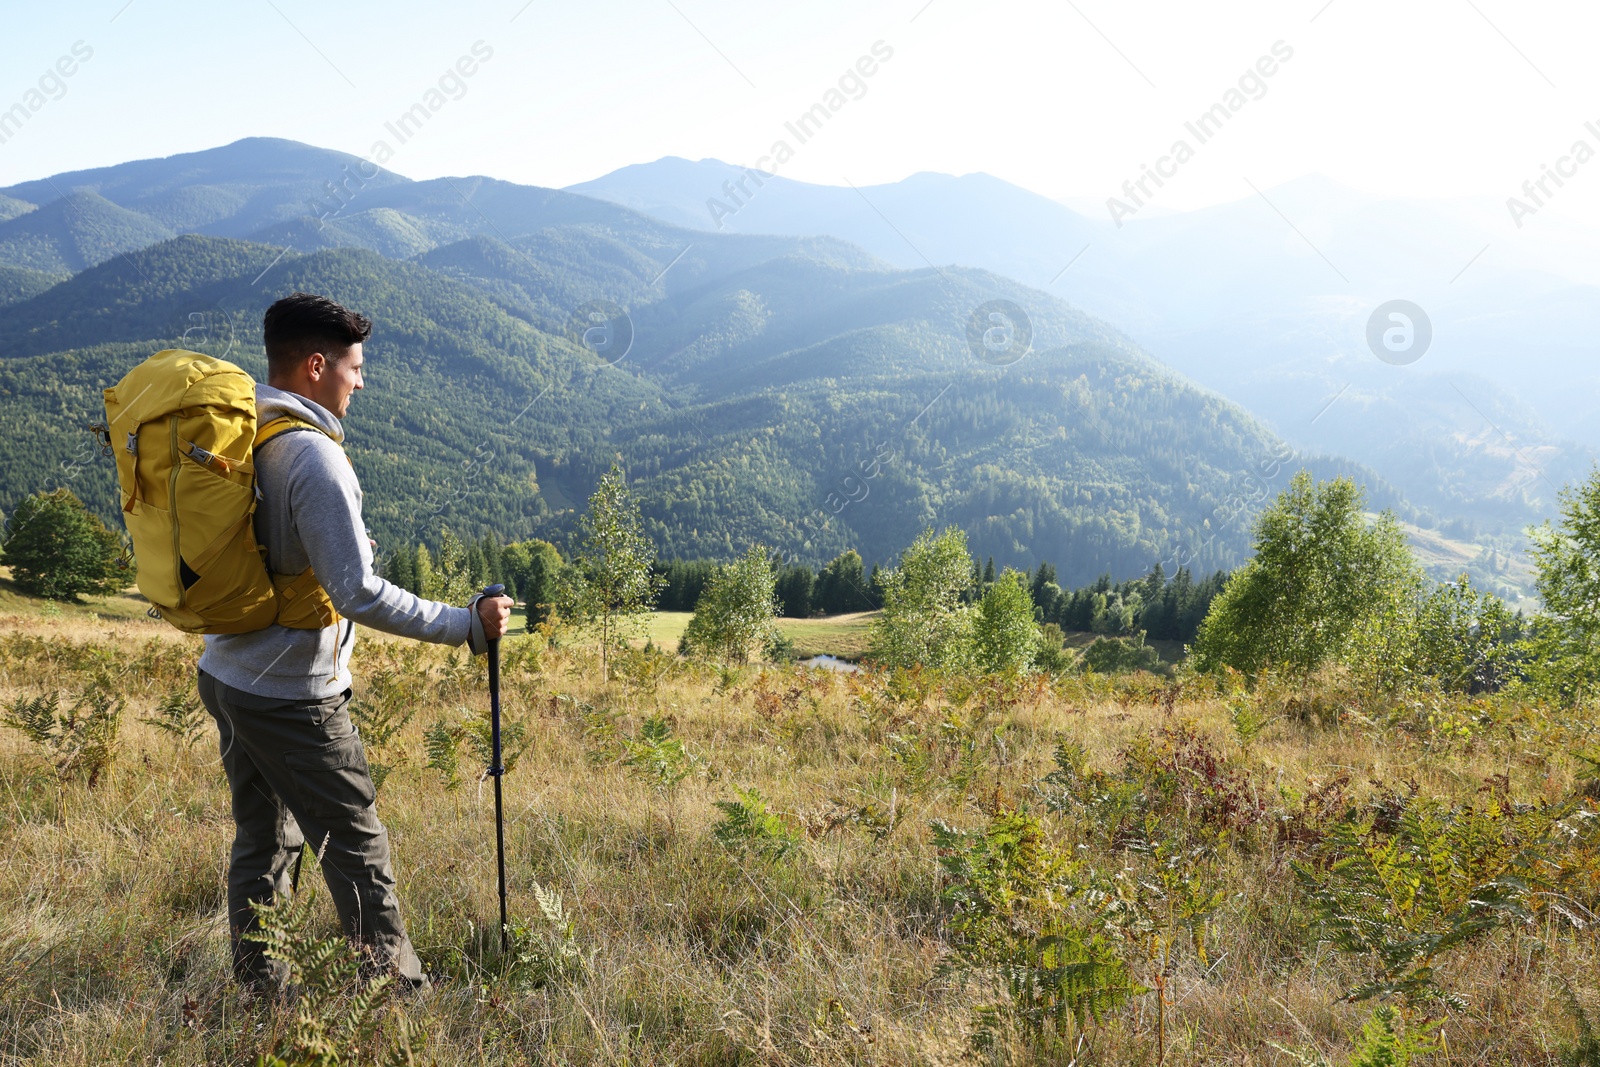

{"left": 1, "top": 596, "right": 1599, "bottom": 1065}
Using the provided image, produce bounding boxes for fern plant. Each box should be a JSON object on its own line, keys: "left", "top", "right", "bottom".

{"left": 4, "top": 684, "right": 123, "bottom": 785}
{"left": 142, "top": 685, "right": 208, "bottom": 747}
{"left": 1229, "top": 696, "right": 1273, "bottom": 747}
{"left": 1560, "top": 982, "right": 1600, "bottom": 1067}
{"left": 1041, "top": 725, "right": 1264, "bottom": 855}
{"left": 933, "top": 809, "right": 1144, "bottom": 1047}
{"left": 713, "top": 787, "right": 801, "bottom": 858}
{"left": 423, "top": 720, "right": 462, "bottom": 791}
{"left": 349, "top": 680, "right": 416, "bottom": 791}
{"left": 1293, "top": 793, "right": 1570, "bottom": 1005}
{"left": 500, "top": 881, "right": 584, "bottom": 990}
{"left": 578, "top": 701, "right": 622, "bottom": 766}
{"left": 622, "top": 714, "right": 699, "bottom": 792}
{"left": 423, "top": 707, "right": 527, "bottom": 792}
{"left": 244, "top": 878, "right": 422, "bottom": 1066}
{"left": 1347, "top": 1006, "right": 1439, "bottom": 1067}
{"left": 1269, "top": 1006, "right": 1438, "bottom": 1067}
{"left": 437, "top": 649, "right": 478, "bottom": 701}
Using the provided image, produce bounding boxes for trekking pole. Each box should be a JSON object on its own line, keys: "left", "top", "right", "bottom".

{"left": 481, "top": 583, "right": 511, "bottom": 953}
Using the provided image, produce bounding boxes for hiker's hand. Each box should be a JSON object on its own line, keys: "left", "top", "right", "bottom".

{"left": 477, "top": 594, "right": 513, "bottom": 641}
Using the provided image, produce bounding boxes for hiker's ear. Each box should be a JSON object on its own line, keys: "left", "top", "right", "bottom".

{"left": 306, "top": 352, "right": 326, "bottom": 381}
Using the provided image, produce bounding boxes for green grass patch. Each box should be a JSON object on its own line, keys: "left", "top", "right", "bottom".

{"left": 636, "top": 610, "right": 876, "bottom": 660}
{"left": 0, "top": 567, "right": 158, "bottom": 623}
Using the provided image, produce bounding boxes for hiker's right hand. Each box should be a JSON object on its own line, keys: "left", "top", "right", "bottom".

{"left": 477, "top": 594, "right": 513, "bottom": 641}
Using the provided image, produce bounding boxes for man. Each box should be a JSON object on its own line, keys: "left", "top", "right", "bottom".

{"left": 197, "top": 292, "right": 512, "bottom": 990}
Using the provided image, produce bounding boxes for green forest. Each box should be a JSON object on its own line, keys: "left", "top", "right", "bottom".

{"left": 0, "top": 230, "right": 1422, "bottom": 591}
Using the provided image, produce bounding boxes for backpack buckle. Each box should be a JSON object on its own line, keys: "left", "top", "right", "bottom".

{"left": 125, "top": 432, "right": 138, "bottom": 455}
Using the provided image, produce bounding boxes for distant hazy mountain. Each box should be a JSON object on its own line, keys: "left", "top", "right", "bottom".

{"left": 0, "top": 189, "right": 175, "bottom": 273}
{"left": 0, "top": 194, "right": 34, "bottom": 224}
{"left": 0, "top": 232, "right": 1335, "bottom": 586}
{"left": 1, "top": 137, "right": 410, "bottom": 236}
{"left": 568, "top": 157, "right": 1105, "bottom": 293}
{"left": 570, "top": 158, "right": 1600, "bottom": 544}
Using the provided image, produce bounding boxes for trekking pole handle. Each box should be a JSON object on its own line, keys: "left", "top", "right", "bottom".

{"left": 480, "top": 583, "right": 508, "bottom": 650}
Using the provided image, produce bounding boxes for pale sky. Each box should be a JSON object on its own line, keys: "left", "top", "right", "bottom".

{"left": 3, "top": 0, "right": 1599, "bottom": 227}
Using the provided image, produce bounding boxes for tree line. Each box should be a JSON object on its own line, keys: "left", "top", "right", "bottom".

{"left": 1, "top": 481, "right": 1223, "bottom": 658}
{"left": 653, "top": 550, "right": 1223, "bottom": 643}
{"left": 34, "top": 460, "right": 1595, "bottom": 700}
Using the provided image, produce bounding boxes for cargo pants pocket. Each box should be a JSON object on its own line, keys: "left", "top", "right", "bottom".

{"left": 281, "top": 729, "right": 376, "bottom": 819}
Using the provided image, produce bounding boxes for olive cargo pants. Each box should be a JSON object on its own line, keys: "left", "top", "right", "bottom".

{"left": 198, "top": 671, "right": 424, "bottom": 987}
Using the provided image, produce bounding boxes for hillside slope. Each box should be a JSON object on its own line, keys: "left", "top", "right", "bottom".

{"left": 0, "top": 139, "right": 1482, "bottom": 592}
{"left": 0, "top": 230, "right": 1414, "bottom": 588}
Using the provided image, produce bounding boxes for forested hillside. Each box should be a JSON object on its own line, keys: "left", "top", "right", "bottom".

{"left": 0, "top": 139, "right": 1447, "bottom": 589}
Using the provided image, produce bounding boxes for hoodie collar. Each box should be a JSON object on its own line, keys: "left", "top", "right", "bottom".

{"left": 256, "top": 383, "right": 345, "bottom": 444}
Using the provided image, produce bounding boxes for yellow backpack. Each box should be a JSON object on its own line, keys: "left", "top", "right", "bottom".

{"left": 103, "top": 349, "right": 340, "bottom": 634}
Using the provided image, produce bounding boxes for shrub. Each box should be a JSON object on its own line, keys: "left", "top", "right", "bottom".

{"left": 973, "top": 569, "right": 1039, "bottom": 673}
{"left": 2, "top": 489, "right": 127, "bottom": 601}
{"left": 868, "top": 527, "right": 976, "bottom": 671}
{"left": 1032, "top": 623, "right": 1076, "bottom": 674}
{"left": 1412, "top": 574, "right": 1522, "bottom": 694}
{"left": 1191, "top": 472, "right": 1420, "bottom": 681}
{"left": 1526, "top": 469, "right": 1600, "bottom": 704}
{"left": 1080, "top": 632, "right": 1161, "bottom": 675}
{"left": 682, "top": 545, "right": 780, "bottom": 664}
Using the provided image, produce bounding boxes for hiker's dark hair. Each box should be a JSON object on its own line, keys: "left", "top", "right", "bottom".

{"left": 263, "top": 293, "right": 372, "bottom": 376}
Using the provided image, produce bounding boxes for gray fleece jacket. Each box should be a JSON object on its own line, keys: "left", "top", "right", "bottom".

{"left": 199, "top": 384, "right": 483, "bottom": 700}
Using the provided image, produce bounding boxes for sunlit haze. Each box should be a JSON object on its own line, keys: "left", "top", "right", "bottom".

{"left": 4, "top": 0, "right": 1598, "bottom": 230}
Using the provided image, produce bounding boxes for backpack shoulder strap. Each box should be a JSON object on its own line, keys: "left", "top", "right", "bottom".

{"left": 254, "top": 416, "right": 352, "bottom": 469}
{"left": 255, "top": 415, "right": 335, "bottom": 449}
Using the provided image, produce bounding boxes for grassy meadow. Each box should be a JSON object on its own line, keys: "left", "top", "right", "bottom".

{"left": 3, "top": 586, "right": 1600, "bottom": 1065}
{"left": 640, "top": 611, "right": 876, "bottom": 661}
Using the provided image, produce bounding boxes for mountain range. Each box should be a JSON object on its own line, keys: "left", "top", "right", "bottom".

{"left": 0, "top": 137, "right": 1522, "bottom": 595}
{"left": 572, "top": 158, "right": 1599, "bottom": 546}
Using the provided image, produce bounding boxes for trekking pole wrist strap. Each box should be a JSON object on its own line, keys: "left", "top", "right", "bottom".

{"left": 466, "top": 593, "right": 489, "bottom": 655}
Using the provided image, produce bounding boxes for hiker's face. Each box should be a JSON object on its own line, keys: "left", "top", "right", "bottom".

{"left": 308, "top": 344, "right": 365, "bottom": 418}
